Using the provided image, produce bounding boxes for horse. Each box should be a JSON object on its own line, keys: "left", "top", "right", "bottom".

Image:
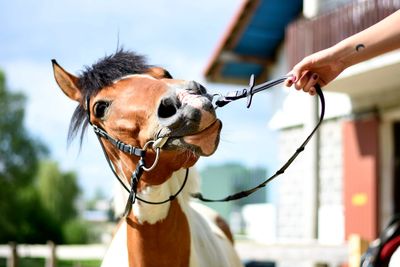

{"left": 52, "top": 49, "right": 243, "bottom": 267}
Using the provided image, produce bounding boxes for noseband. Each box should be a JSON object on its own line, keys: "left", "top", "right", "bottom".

{"left": 85, "top": 74, "right": 325, "bottom": 213}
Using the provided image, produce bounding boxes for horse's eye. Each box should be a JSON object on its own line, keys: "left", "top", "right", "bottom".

{"left": 93, "top": 101, "right": 110, "bottom": 118}
{"left": 163, "top": 70, "right": 173, "bottom": 79}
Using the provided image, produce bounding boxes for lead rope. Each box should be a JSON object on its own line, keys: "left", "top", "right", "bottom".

{"left": 191, "top": 82, "right": 325, "bottom": 202}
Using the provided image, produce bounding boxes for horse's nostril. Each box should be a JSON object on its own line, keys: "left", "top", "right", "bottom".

{"left": 158, "top": 97, "right": 178, "bottom": 119}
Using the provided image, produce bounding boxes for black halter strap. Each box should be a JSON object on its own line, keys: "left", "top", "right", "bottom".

{"left": 85, "top": 97, "right": 190, "bottom": 214}
{"left": 92, "top": 124, "right": 146, "bottom": 157}
{"left": 191, "top": 81, "right": 325, "bottom": 202}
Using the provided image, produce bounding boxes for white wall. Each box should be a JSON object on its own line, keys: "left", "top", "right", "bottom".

{"left": 303, "top": 0, "right": 353, "bottom": 17}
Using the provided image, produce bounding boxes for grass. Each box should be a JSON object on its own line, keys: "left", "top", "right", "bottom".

{"left": 0, "top": 257, "right": 102, "bottom": 267}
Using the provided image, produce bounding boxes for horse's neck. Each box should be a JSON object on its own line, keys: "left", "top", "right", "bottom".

{"left": 132, "top": 168, "right": 192, "bottom": 223}
{"left": 125, "top": 169, "right": 194, "bottom": 266}
{"left": 126, "top": 200, "right": 190, "bottom": 266}
{"left": 103, "top": 168, "right": 244, "bottom": 267}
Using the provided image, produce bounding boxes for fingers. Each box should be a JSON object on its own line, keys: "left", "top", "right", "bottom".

{"left": 284, "top": 75, "right": 296, "bottom": 87}
{"left": 303, "top": 73, "right": 319, "bottom": 95}
{"left": 285, "top": 71, "right": 319, "bottom": 96}
{"left": 284, "top": 58, "right": 310, "bottom": 89}
{"left": 293, "top": 71, "right": 309, "bottom": 91}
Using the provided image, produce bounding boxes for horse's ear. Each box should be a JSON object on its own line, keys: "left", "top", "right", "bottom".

{"left": 52, "top": 59, "right": 82, "bottom": 102}
{"left": 146, "top": 67, "right": 173, "bottom": 79}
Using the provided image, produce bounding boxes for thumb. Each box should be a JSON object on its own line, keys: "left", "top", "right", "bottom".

{"left": 291, "top": 58, "right": 312, "bottom": 82}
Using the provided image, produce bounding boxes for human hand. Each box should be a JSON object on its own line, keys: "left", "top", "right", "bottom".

{"left": 284, "top": 46, "right": 347, "bottom": 95}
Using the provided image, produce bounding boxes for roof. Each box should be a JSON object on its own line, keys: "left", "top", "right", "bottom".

{"left": 204, "top": 0, "right": 303, "bottom": 85}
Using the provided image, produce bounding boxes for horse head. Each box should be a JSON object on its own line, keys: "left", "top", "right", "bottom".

{"left": 52, "top": 50, "right": 221, "bottom": 187}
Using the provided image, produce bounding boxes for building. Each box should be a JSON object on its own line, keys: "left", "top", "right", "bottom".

{"left": 205, "top": 0, "right": 400, "bottom": 247}
{"left": 199, "top": 163, "right": 268, "bottom": 236}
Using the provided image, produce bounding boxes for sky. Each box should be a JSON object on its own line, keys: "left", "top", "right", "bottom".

{"left": 0, "top": 0, "right": 284, "bottom": 198}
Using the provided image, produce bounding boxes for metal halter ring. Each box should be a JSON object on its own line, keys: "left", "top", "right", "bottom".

{"left": 142, "top": 140, "right": 161, "bottom": 172}
{"left": 211, "top": 93, "right": 223, "bottom": 109}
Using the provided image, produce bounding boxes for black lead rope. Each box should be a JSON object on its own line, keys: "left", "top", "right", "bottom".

{"left": 213, "top": 74, "right": 290, "bottom": 108}
{"left": 191, "top": 75, "right": 325, "bottom": 202}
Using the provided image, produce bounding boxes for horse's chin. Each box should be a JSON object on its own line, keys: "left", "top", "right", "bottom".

{"left": 182, "top": 119, "right": 222, "bottom": 156}
{"left": 161, "top": 119, "right": 222, "bottom": 157}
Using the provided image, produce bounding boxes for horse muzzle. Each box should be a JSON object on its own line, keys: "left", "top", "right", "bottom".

{"left": 155, "top": 81, "right": 222, "bottom": 156}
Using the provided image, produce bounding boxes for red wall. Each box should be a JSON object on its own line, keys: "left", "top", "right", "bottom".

{"left": 343, "top": 117, "right": 379, "bottom": 241}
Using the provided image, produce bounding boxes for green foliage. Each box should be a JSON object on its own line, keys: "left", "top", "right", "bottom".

{"left": 0, "top": 258, "right": 102, "bottom": 267}
{"left": 0, "top": 71, "right": 47, "bottom": 187}
{"left": 0, "top": 70, "right": 54, "bottom": 243}
{"left": 57, "top": 259, "right": 102, "bottom": 267}
{"left": 0, "top": 185, "right": 62, "bottom": 243}
{"left": 62, "top": 219, "right": 90, "bottom": 244}
{"left": 0, "top": 69, "right": 87, "bottom": 244}
{"left": 35, "top": 161, "right": 90, "bottom": 244}
{"left": 36, "top": 161, "right": 80, "bottom": 224}
{"left": 13, "top": 188, "right": 63, "bottom": 243}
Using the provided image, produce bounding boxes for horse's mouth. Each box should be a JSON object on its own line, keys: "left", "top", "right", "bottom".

{"left": 157, "top": 119, "right": 222, "bottom": 156}
{"left": 183, "top": 119, "right": 222, "bottom": 155}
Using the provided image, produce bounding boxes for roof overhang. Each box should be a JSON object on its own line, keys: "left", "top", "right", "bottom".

{"left": 204, "top": 0, "right": 303, "bottom": 85}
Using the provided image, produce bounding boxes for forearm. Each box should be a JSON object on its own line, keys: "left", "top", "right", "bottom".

{"left": 286, "top": 10, "right": 400, "bottom": 94}
{"left": 332, "top": 10, "right": 400, "bottom": 69}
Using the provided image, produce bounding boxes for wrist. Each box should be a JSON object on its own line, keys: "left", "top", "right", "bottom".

{"left": 332, "top": 40, "right": 355, "bottom": 70}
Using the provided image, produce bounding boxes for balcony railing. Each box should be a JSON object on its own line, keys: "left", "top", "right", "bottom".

{"left": 286, "top": 0, "right": 400, "bottom": 68}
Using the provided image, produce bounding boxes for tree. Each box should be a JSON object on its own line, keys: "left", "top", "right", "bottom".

{"left": 36, "top": 161, "right": 80, "bottom": 224}
{"left": 0, "top": 70, "right": 84, "bottom": 244}
{"left": 35, "top": 160, "right": 87, "bottom": 244}
{"left": 14, "top": 187, "right": 63, "bottom": 243}
{"left": 62, "top": 219, "right": 90, "bottom": 244}
{"left": 0, "top": 71, "right": 47, "bottom": 186}
{"left": 0, "top": 70, "right": 51, "bottom": 243}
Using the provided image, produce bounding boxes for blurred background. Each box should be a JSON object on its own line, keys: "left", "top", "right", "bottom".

{"left": 1, "top": 0, "right": 399, "bottom": 267}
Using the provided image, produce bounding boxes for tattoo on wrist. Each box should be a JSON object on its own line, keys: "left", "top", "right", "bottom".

{"left": 356, "top": 44, "right": 365, "bottom": 52}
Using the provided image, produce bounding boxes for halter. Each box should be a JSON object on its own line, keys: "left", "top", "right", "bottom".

{"left": 85, "top": 97, "right": 189, "bottom": 217}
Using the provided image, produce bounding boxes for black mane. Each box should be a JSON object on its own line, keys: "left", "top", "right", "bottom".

{"left": 68, "top": 49, "right": 151, "bottom": 144}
